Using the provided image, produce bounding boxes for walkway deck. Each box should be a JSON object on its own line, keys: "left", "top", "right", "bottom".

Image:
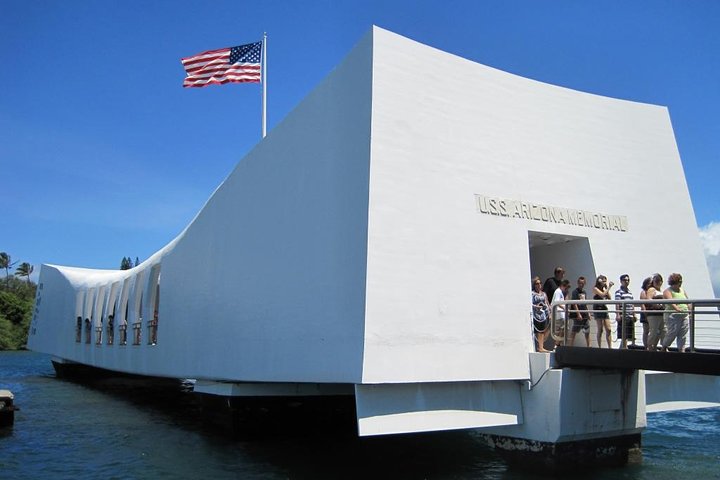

{"left": 554, "top": 346, "right": 720, "bottom": 376}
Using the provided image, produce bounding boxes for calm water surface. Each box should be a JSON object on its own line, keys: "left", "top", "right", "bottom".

{"left": 1, "top": 351, "right": 719, "bottom": 479}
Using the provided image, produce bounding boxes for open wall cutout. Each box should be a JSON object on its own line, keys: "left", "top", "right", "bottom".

{"left": 528, "top": 231, "right": 596, "bottom": 283}
{"left": 528, "top": 231, "right": 597, "bottom": 349}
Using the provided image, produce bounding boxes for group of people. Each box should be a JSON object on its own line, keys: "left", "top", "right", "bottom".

{"left": 531, "top": 267, "right": 690, "bottom": 353}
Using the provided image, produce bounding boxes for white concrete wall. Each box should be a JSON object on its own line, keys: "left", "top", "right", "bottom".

{"left": 153, "top": 31, "right": 373, "bottom": 383}
{"left": 355, "top": 381, "right": 523, "bottom": 436}
{"left": 29, "top": 32, "right": 374, "bottom": 382}
{"left": 645, "top": 371, "right": 720, "bottom": 412}
{"left": 362, "top": 28, "right": 714, "bottom": 384}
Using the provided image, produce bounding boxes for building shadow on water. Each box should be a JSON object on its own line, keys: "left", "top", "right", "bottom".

{"left": 51, "top": 370, "right": 632, "bottom": 479}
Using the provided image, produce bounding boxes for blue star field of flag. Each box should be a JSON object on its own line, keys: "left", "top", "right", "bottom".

{"left": 230, "top": 42, "right": 262, "bottom": 65}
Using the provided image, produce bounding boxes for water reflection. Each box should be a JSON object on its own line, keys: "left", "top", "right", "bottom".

{"left": 56, "top": 372, "right": 514, "bottom": 479}
{"left": 4, "top": 352, "right": 719, "bottom": 480}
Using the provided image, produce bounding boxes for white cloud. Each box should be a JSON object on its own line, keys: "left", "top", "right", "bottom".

{"left": 699, "top": 222, "right": 720, "bottom": 297}
{"left": 699, "top": 222, "right": 720, "bottom": 256}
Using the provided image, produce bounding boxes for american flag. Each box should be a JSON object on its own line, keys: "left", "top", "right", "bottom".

{"left": 181, "top": 42, "right": 262, "bottom": 88}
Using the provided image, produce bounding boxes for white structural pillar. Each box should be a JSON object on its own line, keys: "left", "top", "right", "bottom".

{"left": 478, "top": 353, "right": 645, "bottom": 468}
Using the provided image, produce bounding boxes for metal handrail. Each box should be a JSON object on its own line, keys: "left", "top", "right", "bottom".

{"left": 549, "top": 298, "right": 720, "bottom": 351}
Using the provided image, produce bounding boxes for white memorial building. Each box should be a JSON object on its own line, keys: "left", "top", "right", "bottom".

{"left": 28, "top": 27, "right": 718, "bottom": 463}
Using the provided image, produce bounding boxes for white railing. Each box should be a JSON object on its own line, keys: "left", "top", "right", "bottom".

{"left": 550, "top": 298, "right": 720, "bottom": 351}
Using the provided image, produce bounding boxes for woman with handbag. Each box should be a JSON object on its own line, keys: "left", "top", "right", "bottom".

{"left": 645, "top": 273, "right": 665, "bottom": 350}
{"left": 531, "top": 277, "right": 551, "bottom": 352}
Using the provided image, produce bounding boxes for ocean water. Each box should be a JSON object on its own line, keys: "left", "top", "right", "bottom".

{"left": 1, "top": 351, "right": 719, "bottom": 479}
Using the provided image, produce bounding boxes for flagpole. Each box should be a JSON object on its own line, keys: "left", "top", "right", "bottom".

{"left": 262, "top": 32, "right": 267, "bottom": 138}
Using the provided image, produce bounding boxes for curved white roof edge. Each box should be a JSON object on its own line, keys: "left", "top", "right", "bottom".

{"left": 370, "top": 26, "right": 671, "bottom": 111}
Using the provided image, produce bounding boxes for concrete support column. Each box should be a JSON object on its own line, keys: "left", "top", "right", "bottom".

{"left": 479, "top": 353, "right": 646, "bottom": 470}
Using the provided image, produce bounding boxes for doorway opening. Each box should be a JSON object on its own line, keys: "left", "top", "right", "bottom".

{"left": 528, "top": 231, "right": 597, "bottom": 349}
{"left": 528, "top": 231, "right": 596, "bottom": 284}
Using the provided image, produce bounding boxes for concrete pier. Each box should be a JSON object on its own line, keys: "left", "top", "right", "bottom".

{"left": 478, "top": 353, "right": 645, "bottom": 469}
{"left": 483, "top": 432, "right": 641, "bottom": 471}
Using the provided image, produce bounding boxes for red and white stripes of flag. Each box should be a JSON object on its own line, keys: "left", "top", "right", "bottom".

{"left": 181, "top": 41, "right": 262, "bottom": 88}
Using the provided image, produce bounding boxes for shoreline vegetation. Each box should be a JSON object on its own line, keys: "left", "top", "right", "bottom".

{"left": 0, "top": 276, "right": 35, "bottom": 350}
{"left": 0, "top": 252, "right": 36, "bottom": 350}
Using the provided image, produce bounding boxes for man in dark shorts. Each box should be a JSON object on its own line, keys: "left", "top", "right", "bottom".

{"left": 614, "top": 274, "right": 636, "bottom": 349}
{"left": 568, "top": 276, "right": 591, "bottom": 346}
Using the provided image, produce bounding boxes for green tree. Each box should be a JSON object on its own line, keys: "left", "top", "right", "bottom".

{"left": 0, "top": 291, "right": 30, "bottom": 325}
{"left": 0, "top": 252, "right": 17, "bottom": 286}
{"left": 15, "top": 262, "right": 34, "bottom": 283}
{"left": 0, "top": 316, "right": 15, "bottom": 350}
{"left": 0, "top": 276, "right": 35, "bottom": 350}
{"left": 120, "top": 257, "right": 132, "bottom": 270}
{"left": 0, "top": 312, "right": 31, "bottom": 350}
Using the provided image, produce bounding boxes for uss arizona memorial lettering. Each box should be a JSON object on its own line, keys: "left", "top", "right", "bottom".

{"left": 475, "top": 194, "right": 628, "bottom": 232}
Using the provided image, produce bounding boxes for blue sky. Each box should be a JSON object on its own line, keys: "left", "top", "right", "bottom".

{"left": 1, "top": 1, "right": 718, "bottom": 292}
